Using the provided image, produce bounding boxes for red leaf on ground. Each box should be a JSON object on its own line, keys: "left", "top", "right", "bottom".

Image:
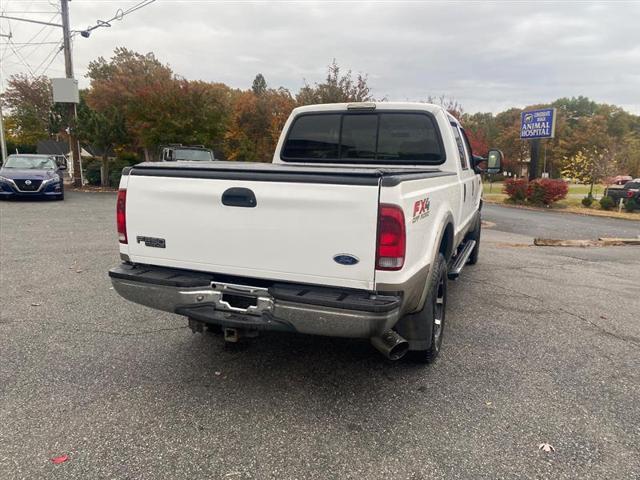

{"left": 51, "top": 454, "right": 69, "bottom": 464}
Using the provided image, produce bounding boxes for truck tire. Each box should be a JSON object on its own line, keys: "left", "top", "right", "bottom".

{"left": 467, "top": 216, "right": 481, "bottom": 265}
{"left": 405, "top": 253, "right": 448, "bottom": 364}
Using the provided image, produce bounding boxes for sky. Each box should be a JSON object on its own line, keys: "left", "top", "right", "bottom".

{"left": 1, "top": 0, "right": 640, "bottom": 114}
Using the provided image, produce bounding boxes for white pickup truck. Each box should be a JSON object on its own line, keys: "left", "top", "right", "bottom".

{"left": 109, "top": 102, "right": 501, "bottom": 363}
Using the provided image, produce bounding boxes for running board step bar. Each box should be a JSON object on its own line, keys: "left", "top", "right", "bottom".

{"left": 448, "top": 240, "right": 476, "bottom": 280}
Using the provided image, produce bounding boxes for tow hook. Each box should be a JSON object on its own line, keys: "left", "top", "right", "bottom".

{"left": 224, "top": 328, "right": 240, "bottom": 342}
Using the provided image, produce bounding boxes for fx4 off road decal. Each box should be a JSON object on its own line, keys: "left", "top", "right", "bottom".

{"left": 412, "top": 197, "right": 431, "bottom": 223}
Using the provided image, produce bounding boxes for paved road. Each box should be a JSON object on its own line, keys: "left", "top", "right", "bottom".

{"left": 1, "top": 192, "right": 639, "bottom": 479}
{"left": 483, "top": 203, "right": 640, "bottom": 240}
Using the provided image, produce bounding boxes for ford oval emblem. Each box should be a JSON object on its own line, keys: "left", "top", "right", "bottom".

{"left": 333, "top": 254, "right": 359, "bottom": 266}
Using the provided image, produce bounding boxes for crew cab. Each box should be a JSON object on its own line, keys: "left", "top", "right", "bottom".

{"left": 109, "top": 102, "right": 501, "bottom": 363}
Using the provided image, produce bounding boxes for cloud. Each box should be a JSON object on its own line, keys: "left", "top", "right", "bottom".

{"left": 2, "top": 1, "right": 639, "bottom": 113}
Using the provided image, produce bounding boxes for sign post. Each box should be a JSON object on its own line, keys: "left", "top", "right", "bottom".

{"left": 520, "top": 108, "right": 556, "bottom": 180}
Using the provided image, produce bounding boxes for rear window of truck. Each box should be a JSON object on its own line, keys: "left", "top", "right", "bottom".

{"left": 282, "top": 112, "right": 445, "bottom": 164}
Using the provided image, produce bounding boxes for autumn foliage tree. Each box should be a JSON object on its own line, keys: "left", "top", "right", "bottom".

{"left": 224, "top": 75, "right": 296, "bottom": 162}
{"left": 1, "top": 74, "right": 63, "bottom": 145}
{"left": 297, "top": 60, "right": 372, "bottom": 105}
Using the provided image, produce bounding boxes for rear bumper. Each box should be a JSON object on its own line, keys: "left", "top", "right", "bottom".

{"left": 109, "top": 263, "right": 401, "bottom": 338}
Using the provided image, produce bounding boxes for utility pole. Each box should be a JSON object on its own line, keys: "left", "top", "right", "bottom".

{"left": 60, "top": 0, "right": 82, "bottom": 187}
{"left": 0, "top": 32, "right": 10, "bottom": 162}
{"left": 529, "top": 138, "right": 540, "bottom": 181}
{"left": 0, "top": 106, "right": 7, "bottom": 162}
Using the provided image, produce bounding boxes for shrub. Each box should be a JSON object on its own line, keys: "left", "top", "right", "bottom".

{"left": 82, "top": 157, "right": 102, "bottom": 186}
{"left": 82, "top": 153, "right": 140, "bottom": 187}
{"left": 526, "top": 179, "right": 569, "bottom": 206}
{"left": 503, "top": 178, "right": 528, "bottom": 203}
{"left": 581, "top": 195, "right": 593, "bottom": 207}
{"left": 599, "top": 196, "right": 615, "bottom": 210}
{"left": 625, "top": 198, "right": 638, "bottom": 213}
{"left": 109, "top": 152, "right": 140, "bottom": 187}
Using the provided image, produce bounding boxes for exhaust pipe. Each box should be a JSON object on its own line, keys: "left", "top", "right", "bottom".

{"left": 371, "top": 330, "right": 409, "bottom": 361}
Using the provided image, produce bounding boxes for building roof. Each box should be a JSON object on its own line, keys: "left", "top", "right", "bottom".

{"left": 36, "top": 140, "right": 68, "bottom": 156}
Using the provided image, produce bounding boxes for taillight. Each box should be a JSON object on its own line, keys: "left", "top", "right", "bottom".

{"left": 116, "top": 189, "right": 127, "bottom": 244}
{"left": 627, "top": 190, "right": 637, "bottom": 198}
{"left": 376, "top": 204, "right": 405, "bottom": 270}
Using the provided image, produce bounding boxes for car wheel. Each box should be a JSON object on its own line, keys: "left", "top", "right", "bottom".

{"left": 405, "top": 253, "right": 448, "bottom": 364}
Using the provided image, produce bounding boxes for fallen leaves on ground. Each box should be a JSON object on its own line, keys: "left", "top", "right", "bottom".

{"left": 51, "top": 454, "right": 69, "bottom": 464}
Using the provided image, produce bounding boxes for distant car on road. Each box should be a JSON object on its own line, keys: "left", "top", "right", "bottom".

{"left": 604, "top": 179, "right": 640, "bottom": 205}
{"left": 0, "top": 154, "right": 66, "bottom": 200}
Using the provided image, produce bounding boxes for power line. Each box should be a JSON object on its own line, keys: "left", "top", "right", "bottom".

{"left": 33, "top": 41, "right": 63, "bottom": 75}
{"left": 0, "top": 12, "right": 60, "bottom": 59}
{"left": 75, "top": 0, "right": 155, "bottom": 37}
{"left": 6, "top": 38, "right": 36, "bottom": 77}
{"left": 36, "top": 42, "right": 63, "bottom": 76}
{"left": 2, "top": 41, "right": 60, "bottom": 45}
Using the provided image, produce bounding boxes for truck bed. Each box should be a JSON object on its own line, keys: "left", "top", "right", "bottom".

{"left": 126, "top": 161, "right": 454, "bottom": 186}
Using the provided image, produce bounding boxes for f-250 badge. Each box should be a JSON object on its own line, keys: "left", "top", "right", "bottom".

{"left": 412, "top": 198, "right": 431, "bottom": 223}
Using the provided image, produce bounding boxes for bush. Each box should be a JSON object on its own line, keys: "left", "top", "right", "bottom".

{"left": 82, "top": 157, "right": 102, "bottom": 186}
{"left": 625, "top": 198, "right": 638, "bottom": 213}
{"left": 581, "top": 195, "right": 593, "bottom": 207}
{"left": 526, "top": 179, "right": 569, "bottom": 206}
{"left": 503, "top": 178, "right": 528, "bottom": 203}
{"left": 599, "top": 196, "right": 615, "bottom": 210}
{"left": 81, "top": 153, "right": 140, "bottom": 187}
{"left": 109, "top": 152, "right": 140, "bottom": 187}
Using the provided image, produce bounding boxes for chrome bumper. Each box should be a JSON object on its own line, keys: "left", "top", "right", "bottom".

{"left": 111, "top": 275, "right": 400, "bottom": 339}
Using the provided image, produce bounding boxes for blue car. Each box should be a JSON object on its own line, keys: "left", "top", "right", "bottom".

{"left": 0, "top": 154, "right": 66, "bottom": 200}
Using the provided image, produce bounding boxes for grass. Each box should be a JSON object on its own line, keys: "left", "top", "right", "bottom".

{"left": 482, "top": 191, "right": 640, "bottom": 221}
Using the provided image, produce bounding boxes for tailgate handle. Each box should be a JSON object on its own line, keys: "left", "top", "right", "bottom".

{"left": 222, "top": 188, "right": 257, "bottom": 208}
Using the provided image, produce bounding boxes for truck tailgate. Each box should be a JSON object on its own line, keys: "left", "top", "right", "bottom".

{"left": 124, "top": 166, "right": 381, "bottom": 290}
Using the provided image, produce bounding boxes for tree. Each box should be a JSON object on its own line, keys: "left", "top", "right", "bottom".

{"left": 561, "top": 147, "right": 618, "bottom": 197}
{"left": 465, "top": 127, "right": 489, "bottom": 157}
{"left": 86, "top": 48, "right": 174, "bottom": 159}
{"left": 130, "top": 79, "right": 231, "bottom": 155}
{"left": 86, "top": 48, "right": 231, "bottom": 159}
{"left": 426, "top": 95, "right": 464, "bottom": 119}
{"left": 1, "top": 74, "right": 62, "bottom": 145}
{"left": 224, "top": 87, "right": 296, "bottom": 162}
{"left": 77, "top": 94, "right": 127, "bottom": 186}
{"left": 615, "top": 132, "right": 640, "bottom": 178}
{"left": 296, "top": 60, "right": 372, "bottom": 105}
{"left": 252, "top": 74, "right": 267, "bottom": 96}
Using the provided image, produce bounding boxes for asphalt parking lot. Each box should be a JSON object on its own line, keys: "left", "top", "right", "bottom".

{"left": 1, "top": 192, "right": 639, "bottom": 479}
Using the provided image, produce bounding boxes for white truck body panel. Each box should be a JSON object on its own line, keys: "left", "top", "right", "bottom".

{"left": 123, "top": 174, "right": 380, "bottom": 290}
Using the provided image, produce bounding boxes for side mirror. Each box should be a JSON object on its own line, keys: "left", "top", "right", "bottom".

{"left": 486, "top": 149, "right": 503, "bottom": 174}
{"left": 58, "top": 164, "right": 67, "bottom": 170}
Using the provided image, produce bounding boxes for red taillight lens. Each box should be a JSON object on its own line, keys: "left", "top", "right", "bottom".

{"left": 376, "top": 204, "right": 405, "bottom": 271}
{"left": 116, "top": 189, "right": 127, "bottom": 244}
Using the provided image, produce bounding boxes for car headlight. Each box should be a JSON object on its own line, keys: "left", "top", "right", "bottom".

{"left": 43, "top": 175, "right": 61, "bottom": 184}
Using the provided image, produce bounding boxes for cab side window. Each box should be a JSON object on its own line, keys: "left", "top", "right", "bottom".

{"left": 450, "top": 122, "right": 469, "bottom": 170}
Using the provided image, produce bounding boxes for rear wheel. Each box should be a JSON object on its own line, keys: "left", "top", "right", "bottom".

{"left": 405, "top": 253, "right": 448, "bottom": 364}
